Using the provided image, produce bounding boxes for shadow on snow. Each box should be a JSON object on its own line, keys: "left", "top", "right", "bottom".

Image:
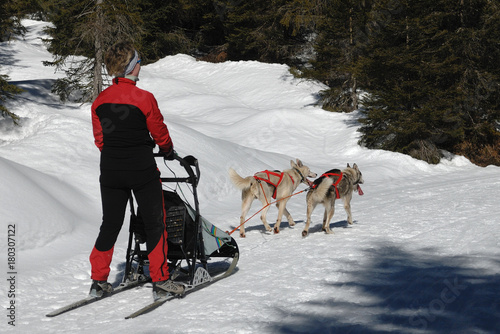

{"left": 269, "top": 245, "right": 500, "bottom": 334}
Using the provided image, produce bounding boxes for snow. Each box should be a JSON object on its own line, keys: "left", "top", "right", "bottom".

{"left": 1, "top": 20, "right": 499, "bottom": 333}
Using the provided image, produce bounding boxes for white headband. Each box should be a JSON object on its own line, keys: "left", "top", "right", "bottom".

{"left": 123, "top": 50, "right": 139, "bottom": 75}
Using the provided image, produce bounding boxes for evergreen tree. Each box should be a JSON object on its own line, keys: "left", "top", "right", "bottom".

{"left": 138, "top": 0, "right": 191, "bottom": 60}
{"left": 225, "top": 0, "right": 315, "bottom": 63}
{"left": 0, "top": 0, "right": 32, "bottom": 41}
{"left": 138, "top": 0, "right": 225, "bottom": 61}
{"left": 451, "top": 0, "right": 500, "bottom": 166}
{"left": 303, "top": 0, "right": 372, "bottom": 112}
{"left": 179, "top": 0, "right": 226, "bottom": 54}
{"left": 44, "top": 0, "right": 143, "bottom": 102}
{"left": 356, "top": 0, "right": 500, "bottom": 165}
{"left": 0, "top": 74, "right": 23, "bottom": 125}
{"left": 0, "top": 0, "right": 34, "bottom": 124}
{"left": 225, "top": 0, "right": 278, "bottom": 61}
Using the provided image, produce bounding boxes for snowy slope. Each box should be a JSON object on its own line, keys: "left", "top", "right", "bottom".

{"left": 1, "top": 20, "right": 499, "bottom": 334}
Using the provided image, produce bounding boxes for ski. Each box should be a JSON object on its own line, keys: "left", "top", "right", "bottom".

{"left": 45, "top": 277, "right": 150, "bottom": 318}
{"left": 125, "top": 252, "right": 239, "bottom": 319}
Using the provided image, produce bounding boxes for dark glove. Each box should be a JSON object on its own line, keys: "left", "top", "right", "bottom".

{"left": 162, "top": 149, "right": 176, "bottom": 160}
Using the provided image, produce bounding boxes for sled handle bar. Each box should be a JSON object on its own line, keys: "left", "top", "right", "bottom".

{"left": 153, "top": 152, "right": 200, "bottom": 186}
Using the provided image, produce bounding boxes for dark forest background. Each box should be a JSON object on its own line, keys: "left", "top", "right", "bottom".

{"left": 1, "top": 0, "right": 499, "bottom": 166}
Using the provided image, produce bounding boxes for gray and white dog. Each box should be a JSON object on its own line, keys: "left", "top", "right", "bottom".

{"left": 302, "top": 163, "right": 364, "bottom": 237}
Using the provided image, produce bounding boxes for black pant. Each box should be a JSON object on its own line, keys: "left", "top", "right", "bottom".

{"left": 91, "top": 165, "right": 169, "bottom": 282}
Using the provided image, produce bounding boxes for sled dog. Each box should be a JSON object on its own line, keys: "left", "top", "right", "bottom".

{"left": 229, "top": 159, "right": 316, "bottom": 237}
{"left": 302, "top": 163, "right": 364, "bottom": 237}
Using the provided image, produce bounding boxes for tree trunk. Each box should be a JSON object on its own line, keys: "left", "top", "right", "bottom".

{"left": 92, "top": 0, "right": 104, "bottom": 101}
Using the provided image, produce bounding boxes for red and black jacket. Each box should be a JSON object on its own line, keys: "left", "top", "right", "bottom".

{"left": 91, "top": 77, "right": 173, "bottom": 170}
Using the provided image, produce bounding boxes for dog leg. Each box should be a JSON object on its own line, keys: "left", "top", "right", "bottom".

{"left": 254, "top": 184, "right": 274, "bottom": 233}
{"left": 302, "top": 198, "right": 318, "bottom": 237}
{"left": 273, "top": 199, "right": 290, "bottom": 234}
{"left": 322, "top": 201, "right": 335, "bottom": 234}
{"left": 279, "top": 204, "right": 295, "bottom": 227}
{"left": 260, "top": 204, "right": 273, "bottom": 233}
{"left": 239, "top": 190, "right": 254, "bottom": 238}
{"left": 344, "top": 194, "right": 353, "bottom": 224}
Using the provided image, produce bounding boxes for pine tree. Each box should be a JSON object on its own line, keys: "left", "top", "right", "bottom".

{"left": 0, "top": 74, "right": 23, "bottom": 125}
{"left": 0, "top": 0, "right": 30, "bottom": 41}
{"left": 225, "top": 0, "right": 315, "bottom": 63}
{"left": 138, "top": 0, "right": 226, "bottom": 61}
{"left": 137, "top": 0, "right": 191, "bottom": 60}
{"left": 450, "top": 0, "right": 500, "bottom": 165}
{"left": 356, "top": 0, "right": 448, "bottom": 162}
{"left": 225, "top": 0, "right": 278, "bottom": 61}
{"left": 44, "top": 0, "right": 143, "bottom": 102}
{"left": 278, "top": 0, "right": 325, "bottom": 65}
{"left": 356, "top": 0, "right": 500, "bottom": 165}
{"left": 0, "top": 0, "right": 33, "bottom": 124}
{"left": 300, "top": 0, "right": 372, "bottom": 112}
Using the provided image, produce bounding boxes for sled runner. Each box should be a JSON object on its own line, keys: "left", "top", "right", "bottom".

{"left": 123, "top": 153, "right": 239, "bottom": 288}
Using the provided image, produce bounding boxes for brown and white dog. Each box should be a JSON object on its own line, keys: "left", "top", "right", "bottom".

{"left": 302, "top": 163, "right": 364, "bottom": 237}
{"left": 229, "top": 159, "right": 316, "bottom": 237}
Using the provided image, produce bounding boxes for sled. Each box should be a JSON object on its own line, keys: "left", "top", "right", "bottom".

{"left": 45, "top": 153, "right": 238, "bottom": 319}
{"left": 122, "top": 153, "right": 239, "bottom": 287}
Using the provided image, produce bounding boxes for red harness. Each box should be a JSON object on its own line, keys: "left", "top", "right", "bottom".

{"left": 254, "top": 170, "right": 294, "bottom": 199}
{"left": 313, "top": 172, "right": 343, "bottom": 199}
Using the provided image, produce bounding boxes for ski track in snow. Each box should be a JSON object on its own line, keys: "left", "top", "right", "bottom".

{"left": 1, "top": 20, "right": 499, "bottom": 334}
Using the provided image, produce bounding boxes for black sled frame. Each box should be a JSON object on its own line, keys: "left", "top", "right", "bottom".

{"left": 122, "top": 153, "right": 238, "bottom": 287}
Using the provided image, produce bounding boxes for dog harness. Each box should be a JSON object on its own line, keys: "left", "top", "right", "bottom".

{"left": 312, "top": 172, "right": 343, "bottom": 199}
{"left": 254, "top": 170, "right": 294, "bottom": 199}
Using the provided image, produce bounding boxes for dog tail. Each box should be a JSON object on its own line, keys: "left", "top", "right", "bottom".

{"left": 228, "top": 168, "right": 253, "bottom": 190}
{"left": 310, "top": 177, "right": 334, "bottom": 202}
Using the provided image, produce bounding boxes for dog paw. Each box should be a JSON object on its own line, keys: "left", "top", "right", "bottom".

{"left": 289, "top": 221, "right": 295, "bottom": 227}
{"left": 301, "top": 230, "right": 308, "bottom": 237}
{"left": 273, "top": 227, "right": 280, "bottom": 234}
{"left": 239, "top": 233, "right": 246, "bottom": 238}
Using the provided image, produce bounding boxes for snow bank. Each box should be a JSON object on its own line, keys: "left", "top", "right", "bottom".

{"left": 0, "top": 157, "right": 90, "bottom": 250}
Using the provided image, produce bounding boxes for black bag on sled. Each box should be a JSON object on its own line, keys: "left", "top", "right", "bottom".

{"left": 133, "top": 189, "right": 237, "bottom": 261}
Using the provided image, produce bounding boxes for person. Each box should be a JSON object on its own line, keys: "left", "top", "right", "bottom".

{"left": 89, "top": 41, "right": 184, "bottom": 300}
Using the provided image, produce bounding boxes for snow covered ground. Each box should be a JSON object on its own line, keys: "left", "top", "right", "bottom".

{"left": 1, "top": 20, "right": 499, "bottom": 334}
